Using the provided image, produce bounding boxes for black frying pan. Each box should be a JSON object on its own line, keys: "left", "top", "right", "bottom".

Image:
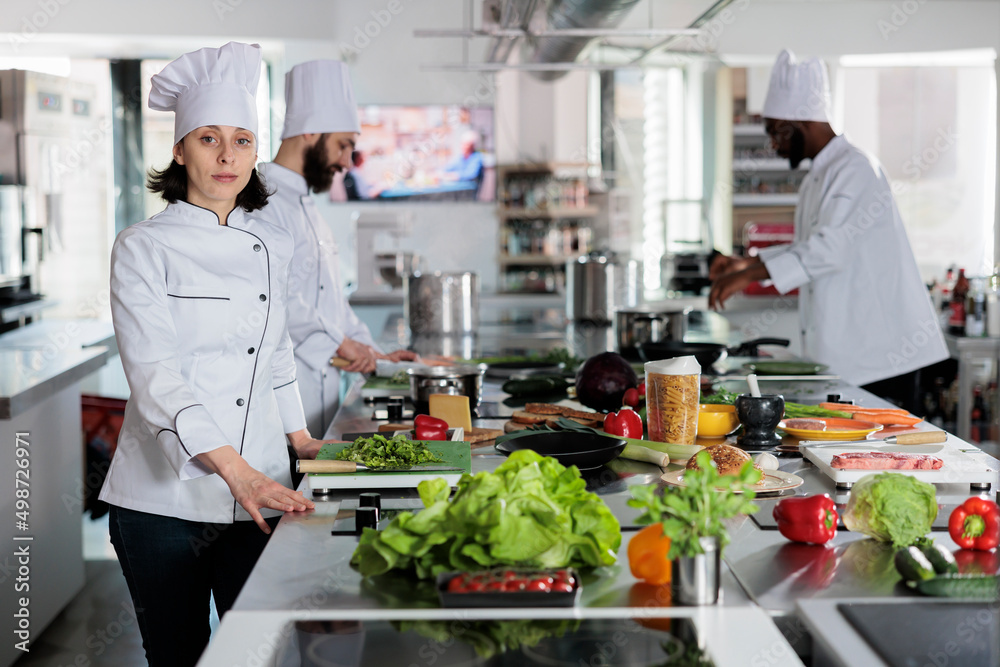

{"left": 637, "top": 337, "right": 790, "bottom": 368}
{"left": 494, "top": 432, "right": 627, "bottom": 470}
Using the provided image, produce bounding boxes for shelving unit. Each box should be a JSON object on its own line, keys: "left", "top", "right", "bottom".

{"left": 496, "top": 163, "right": 597, "bottom": 295}
{"left": 729, "top": 68, "right": 808, "bottom": 254}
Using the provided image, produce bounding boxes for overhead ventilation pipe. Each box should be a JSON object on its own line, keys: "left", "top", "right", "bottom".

{"left": 526, "top": 0, "right": 642, "bottom": 81}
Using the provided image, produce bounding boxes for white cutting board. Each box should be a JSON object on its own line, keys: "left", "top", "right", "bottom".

{"left": 803, "top": 443, "right": 998, "bottom": 486}
{"left": 306, "top": 470, "right": 465, "bottom": 492}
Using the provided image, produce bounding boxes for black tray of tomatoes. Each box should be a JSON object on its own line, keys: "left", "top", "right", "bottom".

{"left": 437, "top": 568, "right": 581, "bottom": 608}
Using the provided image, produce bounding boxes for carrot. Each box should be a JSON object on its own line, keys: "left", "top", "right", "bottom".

{"left": 849, "top": 411, "right": 924, "bottom": 426}
{"left": 819, "top": 402, "right": 911, "bottom": 416}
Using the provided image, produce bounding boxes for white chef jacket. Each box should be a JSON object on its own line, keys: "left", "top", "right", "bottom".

{"left": 758, "top": 135, "right": 948, "bottom": 385}
{"left": 257, "top": 162, "right": 379, "bottom": 438}
{"left": 99, "top": 201, "right": 308, "bottom": 524}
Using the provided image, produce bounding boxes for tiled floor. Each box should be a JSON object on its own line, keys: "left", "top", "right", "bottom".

{"left": 14, "top": 515, "right": 219, "bottom": 667}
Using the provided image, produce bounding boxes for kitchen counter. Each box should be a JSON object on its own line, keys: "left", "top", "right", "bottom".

{"left": 0, "top": 318, "right": 116, "bottom": 419}
{"left": 210, "top": 324, "right": 999, "bottom": 666}
{"left": 0, "top": 319, "right": 117, "bottom": 667}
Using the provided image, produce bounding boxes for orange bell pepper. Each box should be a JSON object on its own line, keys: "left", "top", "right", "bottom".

{"left": 628, "top": 523, "right": 672, "bottom": 585}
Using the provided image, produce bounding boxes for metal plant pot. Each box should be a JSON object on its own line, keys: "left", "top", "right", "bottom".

{"left": 672, "top": 536, "right": 721, "bottom": 605}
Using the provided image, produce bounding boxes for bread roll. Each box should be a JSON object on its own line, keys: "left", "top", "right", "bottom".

{"left": 686, "top": 444, "right": 752, "bottom": 476}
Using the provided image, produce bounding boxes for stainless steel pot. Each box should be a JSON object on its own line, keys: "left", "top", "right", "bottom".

{"left": 407, "top": 364, "right": 484, "bottom": 413}
{"left": 615, "top": 305, "right": 690, "bottom": 359}
{"left": 566, "top": 252, "right": 641, "bottom": 323}
{"left": 405, "top": 272, "right": 479, "bottom": 335}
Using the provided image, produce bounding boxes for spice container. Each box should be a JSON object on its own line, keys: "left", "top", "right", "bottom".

{"left": 645, "top": 355, "right": 701, "bottom": 444}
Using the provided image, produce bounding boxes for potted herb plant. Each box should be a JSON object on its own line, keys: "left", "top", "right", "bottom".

{"left": 628, "top": 450, "right": 761, "bottom": 605}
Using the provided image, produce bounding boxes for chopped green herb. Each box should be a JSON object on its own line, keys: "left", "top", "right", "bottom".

{"left": 334, "top": 433, "right": 443, "bottom": 469}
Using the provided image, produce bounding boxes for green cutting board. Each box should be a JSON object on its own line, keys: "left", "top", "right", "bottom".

{"left": 306, "top": 441, "right": 472, "bottom": 490}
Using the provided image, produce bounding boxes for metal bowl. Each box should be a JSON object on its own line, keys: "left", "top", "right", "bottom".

{"left": 494, "top": 432, "right": 627, "bottom": 470}
{"left": 407, "top": 364, "right": 483, "bottom": 413}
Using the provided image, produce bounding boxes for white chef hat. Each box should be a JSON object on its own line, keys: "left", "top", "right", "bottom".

{"left": 149, "top": 41, "right": 262, "bottom": 146}
{"left": 281, "top": 60, "right": 360, "bottom": 140}
{"left": 762, "top": 49, "right": 832, "bottom": 123}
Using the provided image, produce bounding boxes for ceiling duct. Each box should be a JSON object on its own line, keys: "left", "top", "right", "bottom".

{"left": 525, "top": 0, "right": 642, "bottom": 81}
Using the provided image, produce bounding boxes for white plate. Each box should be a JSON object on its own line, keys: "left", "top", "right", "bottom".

{"left": 660, "top": 468, "right": 804, "bottom": 494}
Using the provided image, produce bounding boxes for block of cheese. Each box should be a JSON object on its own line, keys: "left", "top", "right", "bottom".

{"left": 428, "top": 394, "right": 473, "bottom": 432}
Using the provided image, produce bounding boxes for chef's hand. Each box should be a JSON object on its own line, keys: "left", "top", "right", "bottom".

{"left": 709, "top": 253, "right": 755, "bottom": 280}
{"left": 197, "top": 446, "right": 315, "bottom": 534}
{"left": 381, "top": 349, "right": 419, "bottom": 363}
{"left": 286, "top": 429, "right": 343, "bottom": 460}
{"left": 708, "top": 261, "right": 770, "bottom": 311}
{"left": 336, "top": 338, "right": 378, "bottom": 374}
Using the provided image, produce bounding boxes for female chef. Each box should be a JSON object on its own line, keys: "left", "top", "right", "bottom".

{"left": 98, "top": 42, "right": 328, "bottom": 666}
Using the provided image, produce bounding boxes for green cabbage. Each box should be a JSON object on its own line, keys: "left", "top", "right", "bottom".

{"left": 351, "top": 449, "right": 621, "bottom": 578}
{"left": 841, "top": 473, "right": 938, "bottom": 547}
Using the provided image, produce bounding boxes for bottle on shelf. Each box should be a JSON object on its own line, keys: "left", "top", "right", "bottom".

{"left": 966, "top": 277, "right": 986, "bottom": 337}
{"left": 939, "top": 266, "right": 955, "bottom": 329}
{"left": 987, "top": 272, "right": 1000, "bottom": 337}
{"left": 987, "top": 380, "right": 998, "bottom": 442}
{"left": 948, "top": 268, "right": 969, "bottom": 335}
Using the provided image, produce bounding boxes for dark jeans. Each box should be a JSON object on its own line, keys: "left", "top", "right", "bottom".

{"left": 109, "top": 505, "right": 278, "bottom": 667}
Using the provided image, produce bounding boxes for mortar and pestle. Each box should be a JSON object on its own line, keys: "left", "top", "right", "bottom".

{"left": 734, "top": 374, "right": 784, "bottom": 450}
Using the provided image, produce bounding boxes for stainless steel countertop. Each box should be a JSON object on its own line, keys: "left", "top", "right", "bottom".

{"left": 0, "top": 319, "right": 116, "bottom": 419}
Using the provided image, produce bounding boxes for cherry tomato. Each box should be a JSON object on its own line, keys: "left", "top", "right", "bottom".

{"left": 485, "top": 581, "right": 506, "bottom": 592}
{"left": 447, "top": 575, "right": 466, "bottom": 593}
{"left": 464, "top": 580, "right": 485, "bottom": 593}
{"left": 622, "top": 387, "right": 640, "bottom": 407}
{"left": 525, "top": 579, "right": 551, "bottom": 592}
{"left": 500, "top": 569, "right": 518, "bottom": 581}
{"left": 504, "top": 579, "right": 527, "bottom": 592}
{"left": 551, "top": 582, "right": 574, "bottom": 593}
{"left": 637, "top": 381, "right": 646, "bottom": 396}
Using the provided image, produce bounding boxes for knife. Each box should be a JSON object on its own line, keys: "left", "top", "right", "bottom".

{"left": 297, "top": 460, "right": 465, "bottom": 474}
{"left": 798, "top": 431, "right": 948, "bottom": 448}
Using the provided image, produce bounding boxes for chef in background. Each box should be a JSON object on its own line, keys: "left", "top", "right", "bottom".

{"left": 101, "top": 42, "right": 328, "bottom": 666}
{"left": 258, "top": 60, "right": 417, "bottom": 438}
{"left": 709, "top": 49, "right": 947, "bottom": 409}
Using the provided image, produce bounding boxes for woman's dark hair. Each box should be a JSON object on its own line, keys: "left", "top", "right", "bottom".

{"left": 147, "top": 160, "right": 270, "bottom": 212}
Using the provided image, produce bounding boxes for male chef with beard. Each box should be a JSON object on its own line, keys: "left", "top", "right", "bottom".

{"left": 708, "top": 50, "right": 947, "bottom": 410}
{"left": 258, "top": 60, "right": 417, "bottom": 438}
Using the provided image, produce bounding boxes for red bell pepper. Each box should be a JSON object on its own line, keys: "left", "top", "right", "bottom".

{"left": 773, "top": 494, "right": 838, "bottom": 545}
{"left": 948, "top": 497, "right": 1000, "bottom": 551}
{"left": 604, "top": 406, "right": 643, "bottom": 439}
{"left": 414, "top": 414, "right": 449, "bottom": 441}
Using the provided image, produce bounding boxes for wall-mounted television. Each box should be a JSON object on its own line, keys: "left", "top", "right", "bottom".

{"left": 329, "top": 105, "right": 495, "bottom": 203}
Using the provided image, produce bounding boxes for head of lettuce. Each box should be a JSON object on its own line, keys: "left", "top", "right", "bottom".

{"left": 842, "top": 472, "right": 938, "bottom": 547}
{"left": 351, "top": 449, "right": 622, "bottom": 578}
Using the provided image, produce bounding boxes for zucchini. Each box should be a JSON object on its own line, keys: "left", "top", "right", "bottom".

{"left": 894, "top": 546, "right": 936, "bottom": 583}
{"left": 917, "top": 542, "right": 959, "bottom": 576}
{"left": 915, "top": 574, "right": 1000, "bottom": 600}
{"left": 501, "top": 376, "right": 568, "bottom": 397}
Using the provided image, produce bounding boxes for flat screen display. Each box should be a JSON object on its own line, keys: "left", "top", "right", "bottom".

{"left": 329, "top": 105, "right": 495, "bottom": 203}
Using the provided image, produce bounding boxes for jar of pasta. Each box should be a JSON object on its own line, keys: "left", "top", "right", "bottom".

{"left": 645, "top": 356, "right": 701, "bottom": 444}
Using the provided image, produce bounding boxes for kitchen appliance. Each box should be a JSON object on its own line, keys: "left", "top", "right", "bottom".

{"left": 405, "top": 271, "right": 479, "bottom": 335}
{"left": 615, "top": 304, "right": 690, "bottom": 360}
{"left": 0, "top": 69, "right": 102, "bottom": 323}
{"left": 0, "top": 186, "right": 25, "bottom": 289}
{"left": 407, "top": 364, "right": 484, "bottom": 413}
{"left": 565, "top": 251, "right": 641, "bottom": 323}
{"left": 353, "top": 210, "right": 417, "bottom": 297}
{"left": 660, "top": 252, "right": 715, "bottom": 293}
